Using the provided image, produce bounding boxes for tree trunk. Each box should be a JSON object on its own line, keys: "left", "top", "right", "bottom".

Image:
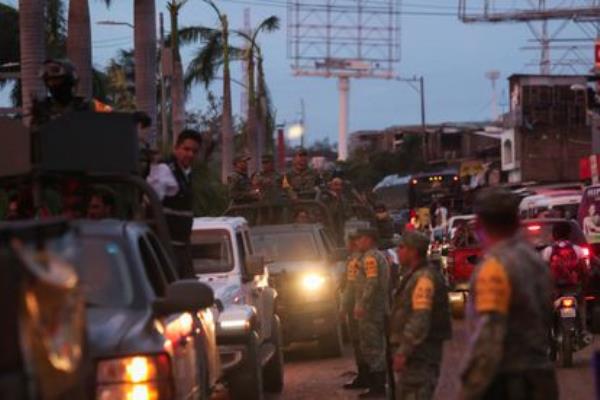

{"left": 221, "top": 17, "right": 234, "bottom": 184}
{"left": 19, "top": 0, "right": 46, "bottom": 126}
{"left": 245, "top": 47, "right": 258, "bottom": 173}
{"left": 134, "top": 0, "right": 158, "bottom": 146}
{"left": 66, "top": 0, "right": 92, "bottom": 98}
{"left": 169, "top": 4, "right": 185, "bottom": 141}
{"left": 256, "top": 55, "right": 269, "bottom": 154}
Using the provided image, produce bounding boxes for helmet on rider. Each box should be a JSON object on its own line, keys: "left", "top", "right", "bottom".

{"left": 39, "top": 59, "right": 78, "bottom": 103}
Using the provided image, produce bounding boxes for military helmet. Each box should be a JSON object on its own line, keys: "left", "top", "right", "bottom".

{"left": 39, "top": 59, "right": 79, "bottom": 85}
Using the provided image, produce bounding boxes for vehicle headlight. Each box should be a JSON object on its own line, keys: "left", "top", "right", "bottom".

{"left": 301, "top": 274, "right": 326, "bottom": 291}
{"left": 96, "top": 354, "right": 172, "bottom": 400}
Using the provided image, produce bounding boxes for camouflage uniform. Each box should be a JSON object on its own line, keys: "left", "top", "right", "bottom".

{"left": 341, "top": 251, "right": 367, "bottom": 382}
{"left": 252, "top": 170, "right": 283, "bottom": 202}
{"left": 285, "top": 167, "right": 319, "bottom": 198}
{"left": 31, "top": 96, "right": 93, "bottom": 129}
{"left": 355, "top": 248, "right": 390, "bottom": 375}
{"left": 227, "top": 171, "right": 259, "bottom": 205}
{"left": 389, "top": 259, "right": 452, "bottom": 400}
{"left": 460, "top": 236, "right": 557, "bottom": 400}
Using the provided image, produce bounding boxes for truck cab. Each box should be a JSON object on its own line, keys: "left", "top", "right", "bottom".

{"left": 191, "top": 217, "right": 283, "bottom": 400}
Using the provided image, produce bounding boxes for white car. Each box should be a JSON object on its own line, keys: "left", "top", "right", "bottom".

{"left": 191, "top": 217, "right": 284, "bottom": 400}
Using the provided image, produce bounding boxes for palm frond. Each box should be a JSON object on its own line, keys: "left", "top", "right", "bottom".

{"left": 175, "top": 26, "right": 217, "bottom": 47}
{"left": 184, "top": 33, "right": 225, "bottom": 91}
{"left": 255, "top": 15, "right": 280, "bottom": 37}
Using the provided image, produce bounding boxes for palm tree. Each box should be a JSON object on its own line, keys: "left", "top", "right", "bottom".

{"left": 237, "top": 16, "right": 279, "bottom": 171}
{"left": 105, "top": 49, "right": 136, "bottom": 110}
{"left": 167, "top": 0, "right": 187, "bottom": 143}
{"left": 134, "top": 0, "right": 158, "bottom": 146}
{"left": 19, "top": 0, "right": 46, "bottom": 126}
{"left": 66, "top": 0, "right": 97, "bottom": 98}
{"left": 255, "top": 46, "right": 275, "bottom": 154}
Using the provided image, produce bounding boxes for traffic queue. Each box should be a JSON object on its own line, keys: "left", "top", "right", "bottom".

{"left": 0, "top": 59, "right": 598, "bottom": 400}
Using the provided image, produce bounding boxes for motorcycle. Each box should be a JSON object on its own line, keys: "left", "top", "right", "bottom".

{"left": 550, "top": 294, "right": 591, "bottom": 367}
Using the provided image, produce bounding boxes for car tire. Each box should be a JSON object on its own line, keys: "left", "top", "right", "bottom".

{"left": 228, "top": 332, "right": 264, "bottom": 400}
{"left": 263, "top": 315, "right": 285, "bottom": 393}
{"left": 318, "top": 316, "right": 343, "bottom": 358}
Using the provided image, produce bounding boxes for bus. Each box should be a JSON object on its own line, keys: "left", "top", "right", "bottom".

{"left": 408, "top": 169, "right": 462, "bottom": 210}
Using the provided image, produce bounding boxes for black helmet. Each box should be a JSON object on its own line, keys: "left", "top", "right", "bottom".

{"left": 39, "top": 59, "right": 78, "bottom": 86}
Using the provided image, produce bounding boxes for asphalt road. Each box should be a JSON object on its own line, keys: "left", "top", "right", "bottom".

{"left": 266, "top": 320, "right": 598, "bottom": 400}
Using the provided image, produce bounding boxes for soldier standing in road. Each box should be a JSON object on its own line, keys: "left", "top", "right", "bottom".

{"left": 284, "top": 147, "right": 319, "bottom": 199}
{"left": 252, "top": 154, "right": 283, "bottom": 202}
{"left": 341, "top": 232, "right": 369, "bottom": 390}
{"left": 458, "top": 188, "right": 558, "bottom": 400}
{"left": 31, "top": 59, "right": 94, "bottom": 128}
{"left": 228, "top": 154, "right": 260, "bottom": 205}
{"left": 389, "top": 231, "right": 452, "bottom": 400}
{"left": 354, "top": 228, "right": 390, "bottom": 398}
{"left": 147, "top": 130, "right": 202, "bottom": 279}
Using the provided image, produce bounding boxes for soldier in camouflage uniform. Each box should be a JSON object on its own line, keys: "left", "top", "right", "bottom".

{"left": 459, "top": 188, "right": 558, "bottom": 400}
{"left": 340, "top": 232, "right": 369, "bottom": 390}
{"left": 228, "top": 155, "right": 260, "bottom": 205}
{"left": 390, "top": 231, "right": 452, "bottom": 400}
{"left": 284, "top": 147, "right": 319, "bottom": 199}
{"left": 31, "top": 59, "right": 93, "bottom": 128}
{"left": 353, "top": 228, "right": 390, "bottom": 398}
{"left": 252, "top": 154, "right": 283, "bottom": 202}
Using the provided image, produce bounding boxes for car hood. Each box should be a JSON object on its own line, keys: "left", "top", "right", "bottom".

{"left": 268, "top": 260, "right": 327, "bottom": 275}
{"left": 87, "top": 307, "right": 158, "bottom": 357}
{"left": 197, "top": 274, "right": 243, "bottom": 306}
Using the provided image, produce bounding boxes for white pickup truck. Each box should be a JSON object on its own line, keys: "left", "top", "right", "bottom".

{"left": 191, "top": 217, "right": 283, "bottom": 400}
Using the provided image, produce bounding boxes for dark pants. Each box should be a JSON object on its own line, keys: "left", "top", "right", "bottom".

{"left": 481, "top": 369, "right": 559, "bottom": 400}
{"left": 348, "top": 312, "right": 365, "bottom": 369}
{"left": 172, "top": 243, "right": 194, "bottom": 279}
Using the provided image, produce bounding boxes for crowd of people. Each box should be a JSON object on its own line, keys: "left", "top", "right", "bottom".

{"left": 340, "top": 188, "right": 560, "bottom": 400}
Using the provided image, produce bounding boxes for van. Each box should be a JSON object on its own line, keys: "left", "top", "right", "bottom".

{"left": 519, "top": 190, "right": 582, "bottom": 219}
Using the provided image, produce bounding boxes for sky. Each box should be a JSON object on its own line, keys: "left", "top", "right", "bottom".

{"left": 2, "top": 0, "right": 595, "bottom": 144}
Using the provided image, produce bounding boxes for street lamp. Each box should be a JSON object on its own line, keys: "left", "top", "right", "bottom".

{"left": 96, "top": 20, "right": 134, "bottom": 29}
{"left": 287, "top": 123, "right": 305, "bottom": 140}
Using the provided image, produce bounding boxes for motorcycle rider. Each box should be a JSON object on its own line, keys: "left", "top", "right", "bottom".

{"left": 542, "top": 221, "right": 591, "bottom": 342}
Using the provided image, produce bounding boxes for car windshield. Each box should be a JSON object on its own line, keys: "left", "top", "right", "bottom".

{"left": 190, "top": 229, "right": 234, "bottom": 274}
{"left": 251, "top": 231, "right": 321, "bottom": 262}
{"left": 520, "top": 222, "right": 587, "bottom": 249}
{"left": 75, "top": 237, "right": 133, "bottom": 307}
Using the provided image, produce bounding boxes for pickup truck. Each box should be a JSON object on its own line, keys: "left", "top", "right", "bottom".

{"left": 191, "top": 217, "right": 283, "bottom": 400}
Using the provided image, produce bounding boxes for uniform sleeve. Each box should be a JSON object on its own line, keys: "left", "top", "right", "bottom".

{"left": 395, "top": 274, "right": 434, "bottom": 358}
{"left": 460, "top": 258, "right": 511, "bottom": 400}
{"left": 357, "top": 254, "right": 380, "bottom": 310}
{"left": 147, "top": 164, "right": 179, "bottom": 201}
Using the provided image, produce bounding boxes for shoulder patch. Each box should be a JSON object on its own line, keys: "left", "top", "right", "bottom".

{"left": 364, "top": 256, "right": 378, "bottom": 278}
{"left": 347, "top": 258, "right": 360, "bottom": 281}
{"left": 475, "top": 257, "right": 511, "bottom": 314}
{"left": 412, "top": 275, "right": 434, "bottom": 310}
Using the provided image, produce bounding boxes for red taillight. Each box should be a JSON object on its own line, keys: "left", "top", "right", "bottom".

{"left": 561, "top": 298, "right": 575, "bottom": 308}
{"left": 527, "top": 225, "right": 541, "bottom": 232}
{"left": 582, "top": 247, "right": 591, "bottom": 258}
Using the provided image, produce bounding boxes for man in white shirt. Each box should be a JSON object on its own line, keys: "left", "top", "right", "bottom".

{"left": 147, "top": 129, "right": 202, "bottom": 278}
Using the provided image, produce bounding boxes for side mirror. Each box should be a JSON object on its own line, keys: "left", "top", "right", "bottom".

{"left": 246, "top": 255, "right": 265, "bottom": 277}
{"left": 331, "top": 248, "right": 348, "bottom": 262}
{"left": 153, "top": 280, "right": 214, "bottom": 316}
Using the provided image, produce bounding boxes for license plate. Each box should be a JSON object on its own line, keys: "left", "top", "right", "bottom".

{"left": 560, "top": 308, "right": 576, "bottom": 318}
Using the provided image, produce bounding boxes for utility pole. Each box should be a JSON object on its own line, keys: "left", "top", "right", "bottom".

{"left": 338, "top": 77, "right": 350, "bottom": 160}
{"left": 420, "top": 76, "right": 427, "bottom": 160}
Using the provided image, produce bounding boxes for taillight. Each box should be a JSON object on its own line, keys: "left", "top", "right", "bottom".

{"left": 96, "top": 354, "right": 173, "bottom": 400}
{"left": 527, "top": 225, "right": 541, "bottom": 232}
{"left": 582, "top": 246, "right": 591, "bottom": 258}
{"left": 561, "top": 298, "right": 575, "bottom": 308}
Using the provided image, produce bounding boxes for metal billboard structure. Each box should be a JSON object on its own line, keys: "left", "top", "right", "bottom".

{"left": 458, "top": 0, "right": 600, "bottom": 74}
{"left": 287, "top": 0, "right": 402, "bottom": 160}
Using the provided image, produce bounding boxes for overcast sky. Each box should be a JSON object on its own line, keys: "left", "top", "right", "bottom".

{"left": 2, "top": 0, "right": 594, "bottom": 144}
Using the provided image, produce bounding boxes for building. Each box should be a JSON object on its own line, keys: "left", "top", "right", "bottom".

{"left": 500, "top": 74, "right": 592, "bottom": 183}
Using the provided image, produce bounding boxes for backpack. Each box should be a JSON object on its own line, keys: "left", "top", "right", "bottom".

{"left": 549, "top": 241, "right": 580, "bottom": 286}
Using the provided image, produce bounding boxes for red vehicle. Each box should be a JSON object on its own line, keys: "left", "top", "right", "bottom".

{"left": 445, "top": 222, "right": 481, "bottom": 291}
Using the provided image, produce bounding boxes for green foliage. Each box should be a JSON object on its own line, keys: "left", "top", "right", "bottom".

{"left": 192, "top": 159, "right": 228, "bottom": 216}
{"left": 341, "top": 134, "right": 425, "bottom": 191}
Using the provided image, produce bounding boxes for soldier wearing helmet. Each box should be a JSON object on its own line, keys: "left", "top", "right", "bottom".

{"left": 31, "top": 59, "right": 94, "bottom": 128}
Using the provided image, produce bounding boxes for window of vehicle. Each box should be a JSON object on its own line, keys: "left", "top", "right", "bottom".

{"left": 190, "top": 229, "right": 234, "bottom": 274}
{"left": 520, "top": 222, "right": 587, "bottom": 250}
{"left": 251, "top": 231, "right": 321, "bottom": 262}
{"left": 243, "top": 230, "right": 254, "bottom": 254}
{"left": 138, "top": 237, "right": 168, "bottom": 297}
{"left": 237, "top": 232, "right": 247, "bottom": 268}
{"left": 145, "top": 232, "right": 177, "bottom": 283}
{"left": 76, "top": 237, "right": 134, "bottom": 307}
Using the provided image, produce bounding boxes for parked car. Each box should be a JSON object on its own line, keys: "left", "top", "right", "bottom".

{"left": 250, "top": 223, "right": 347, "bottom": 357}
{"left": 74, "top": 220, "right": 221, "bottom": 400}
{"left": 191, "top": 217, "right": 284, "bottom": 400}
{"left": 519, "top": 190, "right": 581, "bottom": 220}
{"left": 0, "top": 218, "right": 88, "bottom": 400}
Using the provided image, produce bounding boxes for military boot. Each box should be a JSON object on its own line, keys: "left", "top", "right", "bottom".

{"left": 343, "top": 364, "right": 369, "bottom": 390}
{"left": 358, "top": 372, "right": 386, "bottom": 398}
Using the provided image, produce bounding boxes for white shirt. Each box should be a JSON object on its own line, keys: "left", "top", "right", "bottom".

{"left": 147, "top": 163, "right": 191, "bottom": 201}
{"left": 541, "top": 241, "right": 584, "bottom": 263}
{"left": 435, "top": 206, "right": 448, "bottom": 228}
